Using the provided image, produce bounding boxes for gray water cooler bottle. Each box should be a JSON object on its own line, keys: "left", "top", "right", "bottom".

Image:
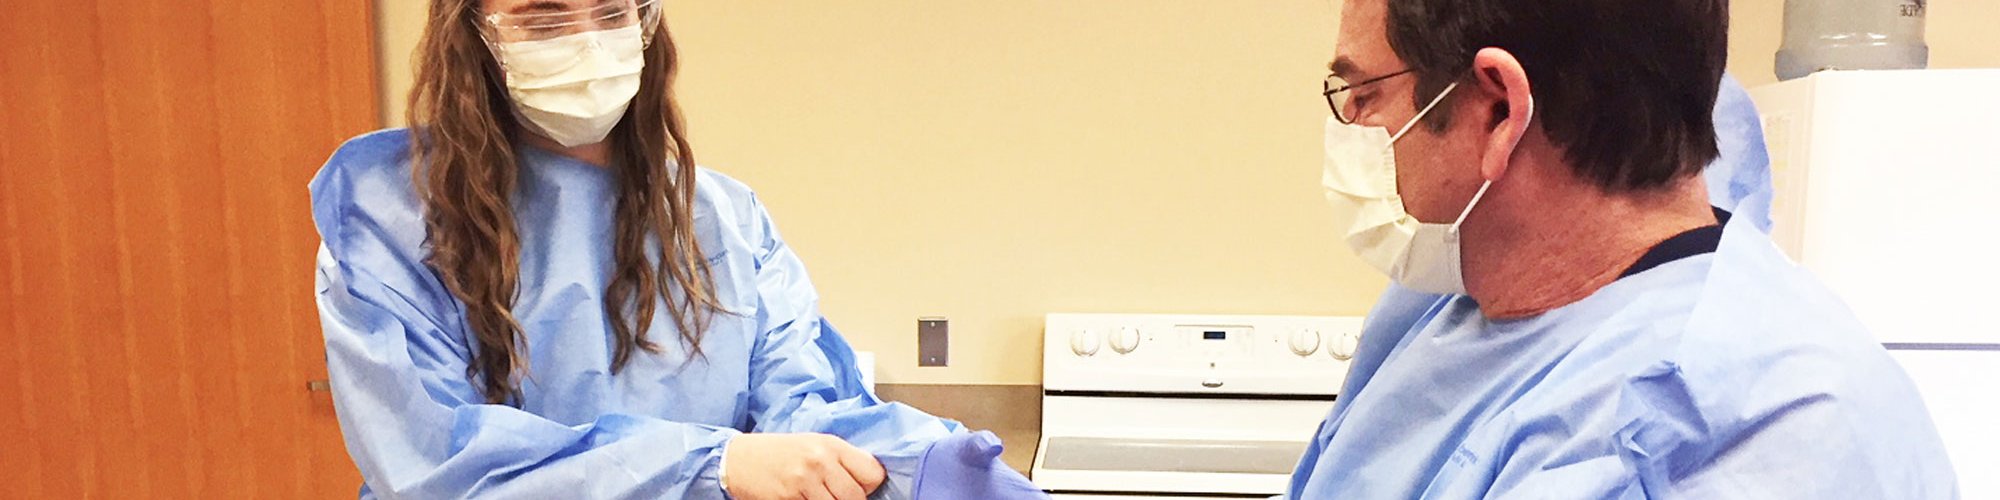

{"left": 1775, "top": 0, "right": 1929, "bottom": 80}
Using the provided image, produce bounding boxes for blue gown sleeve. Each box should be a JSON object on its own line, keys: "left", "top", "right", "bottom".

{"left": 315, "top": 246, "right": 738, "bottom": 499}
{"left": 727, "top": 190, "right": 964, "bottom": 499}
{"left": 1472, "top": 366, "right": 1955, "bottom": 500}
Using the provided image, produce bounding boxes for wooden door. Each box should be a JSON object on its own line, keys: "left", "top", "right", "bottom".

{"left": 0, "top": 0, "right": 379, "bottom": 497}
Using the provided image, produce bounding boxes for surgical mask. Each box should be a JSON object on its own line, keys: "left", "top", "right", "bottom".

{"left": 1321, "top": 82, "right": 1495, "bottom": 295}
{"left": 491, "top": 24, "right": 646, "bottom": 147}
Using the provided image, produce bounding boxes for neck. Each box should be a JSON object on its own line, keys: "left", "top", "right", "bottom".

{"left": 521, "top": 131, "right": 614, "bottom": 167}
{"left": 1459, "top": 174, "right": 1715, "bottom": 319}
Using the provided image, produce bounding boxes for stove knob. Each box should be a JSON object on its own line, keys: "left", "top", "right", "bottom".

{"left": 1070, "top": 329, "right": 1102, "bottom": 357}
{"left": 1109, "top": 326, "right": 1142, "bottom": 354}
{"left": 1328, "top": 330, "right": 1360, "bottom": 361}
{"left": 1287, "top": 328, "right": 1322, "bottom": 357}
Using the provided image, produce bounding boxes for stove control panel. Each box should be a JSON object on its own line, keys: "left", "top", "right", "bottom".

{"left": 1043, "top": 313, "right": 1361, "bottom": 395}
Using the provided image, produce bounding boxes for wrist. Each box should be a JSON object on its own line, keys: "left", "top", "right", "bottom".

{"left": 717, "top": 435, "right": 737, "bottom": 499}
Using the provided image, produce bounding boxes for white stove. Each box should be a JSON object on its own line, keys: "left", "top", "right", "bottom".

{"left": 1032, "top": 313, "right": 1360, "bottom": 499}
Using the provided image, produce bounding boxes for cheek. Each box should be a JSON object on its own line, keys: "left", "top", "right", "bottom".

{"left": 1391, "top": 130, "right": 1482, "bottom": 222}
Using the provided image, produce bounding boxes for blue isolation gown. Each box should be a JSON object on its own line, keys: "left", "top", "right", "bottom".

{"left": 1705, "top": 74, "right": 1775, "bottom": 233}
{"left": 1285, "top": 215, "right": 1958, "bottom": 498}
{"left": 311, "top": 129, "right": 968, "bottom": 499}
{"left": 1284, "top": 76, "right": 1958, "bottom": 498}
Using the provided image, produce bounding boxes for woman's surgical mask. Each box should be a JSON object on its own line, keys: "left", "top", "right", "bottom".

{"left": 1321, "top": 81, "right": 1495, "bottom": 295}
{"left": 480, "top": 0, "right": 660, "bottom": 147}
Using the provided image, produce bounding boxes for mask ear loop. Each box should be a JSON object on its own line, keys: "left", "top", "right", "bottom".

{"left": 639, "top": 0, "right": 663, "bottom": 49}
{"left": 1380, "top": 80, "right": 1488, "bottom": 234}
{"left": 470, "top": 9, "right": 516, "bottom": 89}
{"left": 470, "top": 1, "right": 529, "bottom": 78}
{"left": 1369, "top": 80, "right": 1463, "bottom": 215}
{"left": 1388, "top": 81, "right": 1461, "bottom": 143}
{"left": 1453, "top": 92, "right": 1535, "bottom": 234}
{"left": 1449, "top": 180, "right": 1494, "bottom": 234}
{"left": 1443, "top": 83, "right": 1489, "bottom": 234}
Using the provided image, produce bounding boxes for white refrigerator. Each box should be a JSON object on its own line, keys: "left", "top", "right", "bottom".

{"left": 1750, "top": 69, "right": 2000, "bottom": 498}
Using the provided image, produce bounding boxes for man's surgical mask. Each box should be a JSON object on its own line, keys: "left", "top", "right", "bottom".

{"left": 1321, "top": 82, "right": 1495, "bottom": 295}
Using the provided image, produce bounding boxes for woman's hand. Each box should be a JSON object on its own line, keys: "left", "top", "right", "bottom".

{"left": 723, "top": 433, "right": 888, "bottom": 500}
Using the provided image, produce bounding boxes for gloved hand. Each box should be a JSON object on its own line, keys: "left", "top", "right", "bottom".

{"left": 911, "top": 431, "right": 1049, "bottom": 500}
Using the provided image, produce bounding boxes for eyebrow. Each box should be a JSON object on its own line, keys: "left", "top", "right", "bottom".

{"left": 507, "top": 1, "right": 578, "bottom": 15}
{"left": 1328, "top": 56, "right": 1364, "bottom": 80}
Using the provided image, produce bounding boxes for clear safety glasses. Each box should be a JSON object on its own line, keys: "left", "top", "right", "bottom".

{"left": 477, "top": 0, "right": 662, "bottom": 45}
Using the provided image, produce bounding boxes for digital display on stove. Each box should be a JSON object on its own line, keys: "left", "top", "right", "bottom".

{"left": 1203, "top": 330, "right": 1227, "bottom": 340}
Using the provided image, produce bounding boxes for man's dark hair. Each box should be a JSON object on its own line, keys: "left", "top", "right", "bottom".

{"left": 1386, "top": 0, "right": 1729, "bottom": 192}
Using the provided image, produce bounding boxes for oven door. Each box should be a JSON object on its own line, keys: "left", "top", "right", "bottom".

{"left": 1033, "top": 436, "right": 1305, "bottom": 497}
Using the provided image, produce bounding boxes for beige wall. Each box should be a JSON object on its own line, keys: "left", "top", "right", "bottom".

{"left": 377, "top": 0, "right": 424, "bottom": 126}
{"left": 373, "top": 1, "right": 2000, "bottom": 385}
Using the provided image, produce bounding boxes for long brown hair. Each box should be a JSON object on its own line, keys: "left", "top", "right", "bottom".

{"left": 405, "top": 0, "right": 720, "bottom": 405}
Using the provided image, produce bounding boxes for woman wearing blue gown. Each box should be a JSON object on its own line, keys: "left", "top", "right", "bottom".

{"left": 308, "top": 1, "right": 1036, "bottom": 498}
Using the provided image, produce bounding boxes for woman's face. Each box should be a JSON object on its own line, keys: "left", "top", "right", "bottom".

{"left": 477, "top": 0, "right": 649, "bottom": 43}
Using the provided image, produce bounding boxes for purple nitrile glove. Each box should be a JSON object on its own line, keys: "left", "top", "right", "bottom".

{"left": 910, "top": 431, "right": 1049, "bottom": 500}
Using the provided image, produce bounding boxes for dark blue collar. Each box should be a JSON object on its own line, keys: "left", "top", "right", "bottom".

{"left": 1619, "top": 207, "right": 1731, "bottom": 279}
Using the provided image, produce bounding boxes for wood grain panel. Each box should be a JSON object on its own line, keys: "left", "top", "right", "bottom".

{"left": 0, "top": 0, "right": 379, "bottom": 497}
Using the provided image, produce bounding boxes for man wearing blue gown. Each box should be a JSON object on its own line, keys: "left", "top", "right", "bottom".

{"left": 1290, "top": 0, "right": 1958, "bottom": 497}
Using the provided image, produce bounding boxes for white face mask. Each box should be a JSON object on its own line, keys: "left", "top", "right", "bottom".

{"left": 492, "top": 25, "right": 646, "bottom": 147}
{"left": 1321, "top": 82, "right": 1495, "bottom": 295}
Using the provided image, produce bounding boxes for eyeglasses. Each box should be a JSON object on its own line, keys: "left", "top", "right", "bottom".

{"left": 1323, "top": 69, "right": 1413, "bottom": 124}
{"left": 478, "top": 0, "right": 661, "bottom": 44}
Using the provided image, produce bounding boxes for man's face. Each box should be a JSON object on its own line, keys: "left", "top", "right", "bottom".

{"left": 1333, "top": 0, "right": 1489, "bottom": 224}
